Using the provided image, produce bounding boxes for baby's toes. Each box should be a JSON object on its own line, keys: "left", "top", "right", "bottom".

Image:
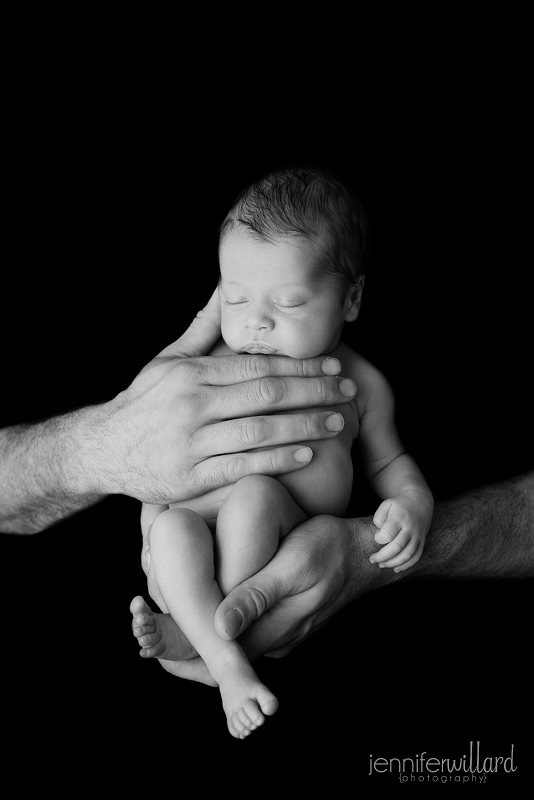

{"left": 139, "top": 641, "right": 165, "bottom": 658}
{"left": 133, "top": 624, "right": 156, "bottom": 642}
{"left": 256, "top": 688, "right": 279, "bottom": 717}
{"left": 132, "top": 612, "right": 155, "bottom": 633}
{"left": 243, "top": 698, "right": 265, "bottom": 727}
{"left": 238, "top": 706, "right": 257, "bottom": 731}
{"left": 138, "top": 631, "right": 160, "bottom": 648}
{"left": 230, "top": 712, "right": 251, "bottom": 739}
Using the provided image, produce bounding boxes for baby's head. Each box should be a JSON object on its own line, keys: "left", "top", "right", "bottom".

{"left": 218, "top": 165, "right": 367, "bottom": 359}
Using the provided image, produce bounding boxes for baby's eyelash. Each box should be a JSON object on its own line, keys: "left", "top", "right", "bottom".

{"left": 224, "top": 300, "right": 303, "bottom": 309}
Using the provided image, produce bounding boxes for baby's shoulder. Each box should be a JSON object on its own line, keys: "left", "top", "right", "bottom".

{"left": 334, "top": 342, "right": 395, "bottom": 417}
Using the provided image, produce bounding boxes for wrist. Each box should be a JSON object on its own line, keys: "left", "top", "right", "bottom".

{"left": 401, "top": 484, "right": 434, "bottom": 506}
{"left": 60, "top": 401, "right": 120, "bottom": 497}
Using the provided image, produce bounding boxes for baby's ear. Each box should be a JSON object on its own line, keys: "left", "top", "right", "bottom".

{"left": 344, "top": 276, "right": 365, "bottom": 322}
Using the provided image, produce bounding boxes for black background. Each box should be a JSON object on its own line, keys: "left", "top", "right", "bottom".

{"left": 1, "top": 77, "right": 532, "bottom": 791}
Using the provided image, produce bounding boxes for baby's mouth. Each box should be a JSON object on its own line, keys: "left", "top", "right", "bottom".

{"left": 243, "top": 341, "right": 277, "bottom": 354}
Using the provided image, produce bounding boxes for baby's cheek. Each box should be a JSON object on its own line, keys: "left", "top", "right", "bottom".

{"left": 286, "top": 329, "right": 328, "bottom": 359}
{"left": 221, "top": 320, "right": 239, "bottom": 350}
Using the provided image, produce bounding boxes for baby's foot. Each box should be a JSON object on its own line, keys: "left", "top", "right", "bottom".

{"left": 130, "top": 596, "right": 197, "bottom": 661}
{"left": 213, "top": 651, "right": 279, "bottom": 739}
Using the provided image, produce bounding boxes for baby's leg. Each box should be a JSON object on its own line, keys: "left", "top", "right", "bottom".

{"left": 210, "top": 475, "right": 307, "bottom": 734}
{"left": 148, "top": 507, "right": 278, "bottom": 738}
{"left": 215, "top": 474, "right": 308, "bottom": 596}
{"left": 134, "top": 476, "right": 307, "bottom": 655}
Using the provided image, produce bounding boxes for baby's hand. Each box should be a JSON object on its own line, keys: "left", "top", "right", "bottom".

{"left": 369, "top": 492, "right": 433, "bottom": 573}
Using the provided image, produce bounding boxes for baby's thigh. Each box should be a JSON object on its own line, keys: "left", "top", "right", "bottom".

{"left": 276, "top": 435, "right": 354, "bottom": 518}
{"left": 215, "top": 476, "right": 305, "bottom": 594}
{"left": 218, "top": 475, "right": 305, "bottom": 535}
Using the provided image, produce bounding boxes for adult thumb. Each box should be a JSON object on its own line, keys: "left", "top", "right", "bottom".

{"left": 214, "top": 571, "right": 285, "bottom": 641}
{"left": 158, "top": 288, "right": 221, "bottom": 358}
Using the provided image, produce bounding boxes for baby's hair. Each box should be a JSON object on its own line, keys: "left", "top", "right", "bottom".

{"left": 219, "top": 164, "right": 368, "bottom": 298}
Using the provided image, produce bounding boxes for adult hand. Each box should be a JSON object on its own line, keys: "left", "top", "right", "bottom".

{"left": 133, "top": 473, "right": 534, "bottom": 684}
{"left": 132, "top": 515, "right": 381, "bottom": 688}
{"left": 90, "top": 289, "right": 357, "bottom": 504}
{"left": 213, "top": 515, "right": 379, "bottom": 658}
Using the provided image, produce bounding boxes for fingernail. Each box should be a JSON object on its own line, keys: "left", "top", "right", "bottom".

{"left": 340, "top": 378, "right": 357, "bottom": 397}
{"left": 294, "top": 446, "right": 313, "bottom": 463}
{"left": 325, "top": 413, "right": 344, "bottom": 432}
{"left": 223, "top": 607, "right": 243, "bottom": 638}
{"left": 321, "top": 357, "right": 342, "bottom": 375}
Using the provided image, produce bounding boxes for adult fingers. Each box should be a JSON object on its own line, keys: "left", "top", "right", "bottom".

{"left": 192, "top": 445, "right": 316, "bottom": 491}
{"left": 158, "top": 289, "right": 221, "bottom": 358}
{"left": 193, "top": 411, "right": 346, "bottom": 457}
{"left": 192, "top": 353, "right": 344, "bottom": 386}
{"left": 213, "top": 563, "right": 292, "bottom": 642}
{"left": 206, "top": 373, "right": 357, "bottom": 420}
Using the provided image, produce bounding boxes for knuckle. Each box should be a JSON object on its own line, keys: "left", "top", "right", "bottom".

{"left": 291, "top": 359, "right": 308, "bottom": 378}
{"left": 245, "top": 354, "right": 270, "bottom": 379}
{"left": 258, "top": 449, "right": 279, "bottom": 473}
{"left": 301, "top": 414, "right": 318, "bottom": 439}
{"left": 243, "top": 584, "right": 270, "bottom": 618}
{"left": 224, "top": 455, "right": 247, "bottom": 483}
{"left": 313, "top": 377, "right": 330, "bottom": 403}
{"left": 257, "top": 377, "right": 284, "bottom": 406}
{"left": 175, "top": 357, "right": 199, "bottom": 383}
{"left": 234, "top": 416, "right": 271, "bottom": 446}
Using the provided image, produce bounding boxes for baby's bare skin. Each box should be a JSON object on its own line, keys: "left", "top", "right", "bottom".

{"left": 132, "top": 342, "right": 432, "bottom": 730}
{"left": 139, "top": 477, "right": 305, "bottom": 737}
{"left": 130, "top": 227, "right": 436, "bottom": 738}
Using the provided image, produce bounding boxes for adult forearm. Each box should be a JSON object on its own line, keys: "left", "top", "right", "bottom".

{"left": 0, "top": 406, "right": 113, "bottom": 534}
{"left": 415, "top": 471, "right": 534, "bottom": 580}
{"left": 204, "top": 471, "right": 533, "bottom": 669}
{"left": 348, "top": 471, "right": 534, "bottom": 599}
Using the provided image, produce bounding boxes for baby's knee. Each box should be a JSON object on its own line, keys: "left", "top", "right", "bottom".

{"left": 233, "top": 475, "right": 286, "bottom": 504}
{"left": 227, "top": 476, "right": 293, "bottom": 520}
{"left": 149, "top": 507, "right": 202, "bottom": 543}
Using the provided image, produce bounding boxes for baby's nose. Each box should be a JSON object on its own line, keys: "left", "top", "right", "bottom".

{"left": 246, "top": 320, "right": 272, "bottom": 331}
{"left": 245, "top": 308, "right": 274, "bottom": 331}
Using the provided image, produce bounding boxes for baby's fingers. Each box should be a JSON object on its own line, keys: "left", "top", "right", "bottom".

{"left": 374, "top": 516, "right": 402, "bottom": 545}
{"left": 373, "top": 500, "right": 393, "bottom": 528}
{"left": 379, "top": 539, "right": 424, "bottom": 571}
{"left": 370, "top": 528, "right": 410, "bottom": 563}
{"left": 392, "top": 542, "right": 425, "bottom": 573}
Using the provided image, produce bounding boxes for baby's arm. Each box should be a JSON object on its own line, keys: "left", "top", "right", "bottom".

{"left": 355, "top": 362, "right": 434, "bottom": 572}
